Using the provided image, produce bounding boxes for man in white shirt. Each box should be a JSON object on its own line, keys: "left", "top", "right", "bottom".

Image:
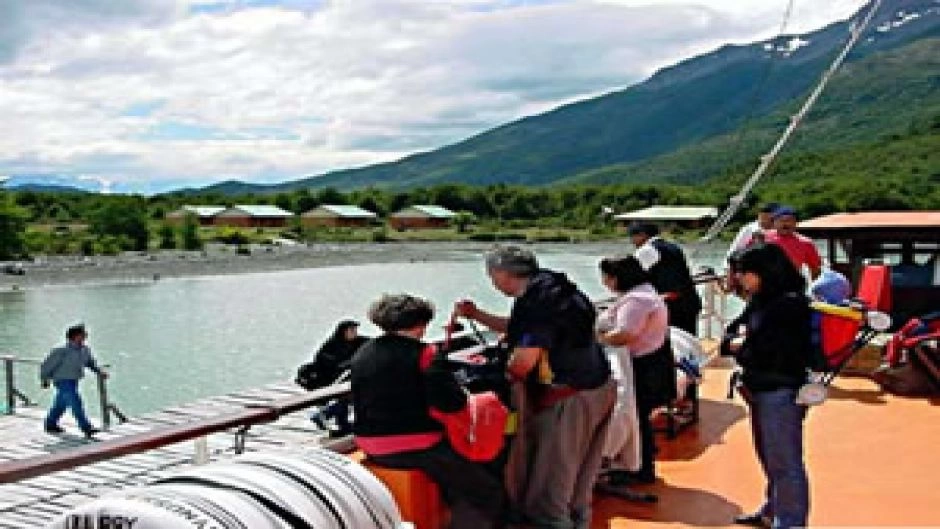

{"left": 727, "top": 203, "right": 779, "bottom": 260}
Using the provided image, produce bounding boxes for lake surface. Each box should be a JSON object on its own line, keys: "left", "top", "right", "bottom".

{"left": 0, "top": 245, "right": 732, "bottom": 418}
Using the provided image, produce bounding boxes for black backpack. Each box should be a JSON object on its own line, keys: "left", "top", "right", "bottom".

{"left": 295, "top": 361, "right": 329, "bottom": 391}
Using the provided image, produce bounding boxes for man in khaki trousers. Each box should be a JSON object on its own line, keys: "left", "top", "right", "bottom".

{"left": 457, "top": 245, "right": 615, "bottom": 529}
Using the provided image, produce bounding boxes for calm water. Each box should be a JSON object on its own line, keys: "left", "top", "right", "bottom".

{"left": 0, "top": 246, "right": 729, "bottom": 418}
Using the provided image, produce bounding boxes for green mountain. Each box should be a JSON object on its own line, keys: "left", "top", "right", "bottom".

{"left": 567, "top": 36, "right": 940, "bottom": 185}
{"left": 199, "top": 0, "right": 940, "bottom": 194}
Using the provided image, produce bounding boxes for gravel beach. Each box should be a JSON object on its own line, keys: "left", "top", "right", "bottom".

{"left": 0, "top": 241, "right": 628, "bottom": 291}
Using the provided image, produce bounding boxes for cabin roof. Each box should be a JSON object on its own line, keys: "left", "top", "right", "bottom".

{"left": 168, "top": 205, "right": 225, "bottom": 218}
{"left": 302, "top": 205, "right": 377, "bottom": 218}
{"left": 800, "top": 211, "right": 940, "bottom": 231}
{"left": 391, "top": 205, "right": 457, "bottom": 218}
{"left": 219, "top": 205, "right": 294, "bottom": 218}
{"left": 614, "top": 206, "right": 718, "bottom": 221}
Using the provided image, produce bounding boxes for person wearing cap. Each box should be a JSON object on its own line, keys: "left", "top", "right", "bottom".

{"left": 727, "top": 203, "right": 780, "bottom": 259}
{"left": 628, "top": 223, "right": 703, "bottom": 336}
{"left": 765, "top": 206, "right": 822, "bottom": 280}
{"left": 307, "top": 320, "right": 370, "bottom": 437}
{"left": 40, "top": 324, "right": 107, "bottom": 437}
{"left": 455, "top": 245, "right": 614, "bottom": 529}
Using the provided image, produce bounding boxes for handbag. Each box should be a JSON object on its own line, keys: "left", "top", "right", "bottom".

{"left": 420, "top": 345, "right": 508, "bottom": 462}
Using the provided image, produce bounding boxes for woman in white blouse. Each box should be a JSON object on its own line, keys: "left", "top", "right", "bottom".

{"left": 597, "top": 256, "right": 672, "bottom": 484}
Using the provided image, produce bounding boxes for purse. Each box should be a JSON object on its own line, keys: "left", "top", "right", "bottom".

{"left": 420, "top": 345, "right": 508, "bottom": 462}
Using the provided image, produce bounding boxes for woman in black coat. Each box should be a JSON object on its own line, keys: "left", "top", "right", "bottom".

{"left": 308, "top": 320, "right": 369, "bottom": 436}
{"left": 722, "top": 243, "right": 814, "bottom": 529}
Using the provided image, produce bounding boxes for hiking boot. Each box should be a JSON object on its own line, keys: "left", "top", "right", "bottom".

{"left": 82, "top": 427, "right": 101, "bottom": 439}
{"left": 733, "top": 513, "right": 771, "bottom": 528}
{"left": 44, "top": 425, "right": 65, "bottom": 434}
{"left": 309, "top": 408, "right": 327, "bottom": 431}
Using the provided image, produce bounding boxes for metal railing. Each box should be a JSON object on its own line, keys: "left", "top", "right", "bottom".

{"left": 0, "top": 382, "right": 350, "bottom": 484}
{"left": 693, "top": 269, "right": 731, "bottom": 341}
{"left": 1, "top": 355, "right": 126, "bottom": 428}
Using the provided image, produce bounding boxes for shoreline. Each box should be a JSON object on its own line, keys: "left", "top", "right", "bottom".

{"left": 0, "top": 240, "right": 629, "bottom": 291}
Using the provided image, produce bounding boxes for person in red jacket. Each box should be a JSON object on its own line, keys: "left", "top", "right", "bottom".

{"left": 765, "top": 206, "right": 822, "bottom": 280}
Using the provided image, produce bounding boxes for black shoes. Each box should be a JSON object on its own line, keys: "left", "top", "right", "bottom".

{"left": 82, "top": 427, "right": 101, "bottom": 439}
{"left": 733, "top": 512, "right": 771, "bottom": 528}
{"left": 44, "top": 425, "right": 65, "bottom": 434}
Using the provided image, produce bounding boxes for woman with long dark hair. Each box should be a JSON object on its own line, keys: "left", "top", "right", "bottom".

{"left": 722, "top": 243, "right": 814, "bottom": 529}
{"left": 597, "top": 256, "right": 674, "bottom": 484}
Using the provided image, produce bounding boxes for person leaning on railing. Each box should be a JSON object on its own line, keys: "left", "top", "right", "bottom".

{"left": 350, "top": 294, "right": 505, "bottom": 529}
{"left": 39, "top": 324, "right": 108, "bottom": 438}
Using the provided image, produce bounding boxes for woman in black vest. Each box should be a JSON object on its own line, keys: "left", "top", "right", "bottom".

{"left": 721, "top": 244, "right": 813, "bottom": 529}
{"left": 351, "top": 294, "right": 505, "bottom": 529}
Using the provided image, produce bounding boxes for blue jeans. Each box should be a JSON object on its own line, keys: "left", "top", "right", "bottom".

{"left": 749, "top": 388, "right": 809, "bottom": 529}
{"left": 45, "top": 380, "right": 93, "bottom": 432}
{"left": 322, "top": 398, "right": 351, "bottom": 433}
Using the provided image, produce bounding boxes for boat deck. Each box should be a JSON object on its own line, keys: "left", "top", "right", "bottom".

{"left": 593, "top": 359, "right": 940, "bottom": 528}
{"left": 2, "top": 362, "right": 939, "bottom": 527}
{"left": 0, "top": 382, "right": 332, "bottom": 528}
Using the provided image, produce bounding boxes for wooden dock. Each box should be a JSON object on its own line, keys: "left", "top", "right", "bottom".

{"left": 0, "top": 380, "right": 335, "bottom": 528}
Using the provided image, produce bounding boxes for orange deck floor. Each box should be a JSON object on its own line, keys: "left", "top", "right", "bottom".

{"left": 592, "top": 363, "right": 940, "bottom": 528}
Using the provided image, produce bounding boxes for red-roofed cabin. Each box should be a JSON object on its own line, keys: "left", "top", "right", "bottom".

{"left": 799, "top": 211, "right": 940, "bottom": 324}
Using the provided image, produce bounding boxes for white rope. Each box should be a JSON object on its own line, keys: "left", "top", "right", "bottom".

{"left": 701, "top": 0, "right": 884, "bottom": 242}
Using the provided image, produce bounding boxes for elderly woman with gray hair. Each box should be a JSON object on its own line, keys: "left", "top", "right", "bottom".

{"left": 455, "top": 245, "right": 615, "bottom": 529}
{"left": 351, "top": 294, "right": 505, "bottom": 529}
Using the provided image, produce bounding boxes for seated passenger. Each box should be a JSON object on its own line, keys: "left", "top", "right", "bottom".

{"left": 351, "top": 294, "right": 505, "bottom": 529}
{"left": 307, "top": 320, "right": 369, "bottom": 437}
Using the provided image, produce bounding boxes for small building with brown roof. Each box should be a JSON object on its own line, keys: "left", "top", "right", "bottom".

{"left": 213, "top": 205, "right": 294, "bottom": 228}
{"left": 301, "top": 205, "right": 378, "bottom": 228}
{"left": 389, "top": 205, "right": 457, "bottom": 230}
{"left": 165, "top": 205, "right": 226, "bottom": 226}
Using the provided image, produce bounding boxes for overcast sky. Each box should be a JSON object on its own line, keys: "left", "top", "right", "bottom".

{"left": 0, "top": 0, "right": 868, "bottom": 193}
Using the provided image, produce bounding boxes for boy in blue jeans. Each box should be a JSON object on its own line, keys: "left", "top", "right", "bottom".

{"left": 40, "top": 324, "right": 108, "bottom": 438}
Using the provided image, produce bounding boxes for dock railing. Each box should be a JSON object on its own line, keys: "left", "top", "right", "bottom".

{"left": 693, "top": 268, "right": 730, "bottom": 341}
{"left": 1, "top": 354, "right": 126, "bottom": 428}
{"left": 0, "top": 382, "right": 350, "bottom": 484}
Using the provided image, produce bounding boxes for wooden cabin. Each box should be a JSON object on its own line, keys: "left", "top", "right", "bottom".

{"left": 389, "top": 205, "right": 456, "bottom": 230}
{"left": 213, "top": 205, "right": 294, "bottom": 228}
{"left": 301, "top": 205, "right": 378, "bottom": 228}
{"left": 165, "top": 205, "right": 225, "bottom": 226}
{"left": 799, "top": 211, "right": 940, "bottom": 323}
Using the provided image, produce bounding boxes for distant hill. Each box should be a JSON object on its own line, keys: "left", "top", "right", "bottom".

{"left": 195, "top": 0, "right": 940, "bottom": 194}
{"left": 5, "top": 183, "right": 89, "bottom": 194}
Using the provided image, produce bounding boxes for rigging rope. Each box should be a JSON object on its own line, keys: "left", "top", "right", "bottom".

{"left": 700, "top": 0, "right": 884, "bottom": 242}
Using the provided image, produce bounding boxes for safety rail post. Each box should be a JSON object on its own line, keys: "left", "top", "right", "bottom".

{"left": 3, "top": 356, "right": 14, "bottom": 415}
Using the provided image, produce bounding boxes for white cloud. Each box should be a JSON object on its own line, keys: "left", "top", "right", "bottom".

{"left": 0, "top": 0, "right": 869, "bottom": 191}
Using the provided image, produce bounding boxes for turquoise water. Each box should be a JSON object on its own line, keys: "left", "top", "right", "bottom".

{"left": 0, "top": 246, "right": 729, "bottom": 418}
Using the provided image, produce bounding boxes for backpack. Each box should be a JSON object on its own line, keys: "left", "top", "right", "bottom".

{"left": 295, "top": 361, "right": 327, "bottom": 391}
{"left": 420, "top": 346, "right": 508, "bottom": 462}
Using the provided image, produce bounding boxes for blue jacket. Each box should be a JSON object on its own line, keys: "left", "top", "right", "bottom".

{"left": 40, "top": 343, "right": 100, "bottom": 382}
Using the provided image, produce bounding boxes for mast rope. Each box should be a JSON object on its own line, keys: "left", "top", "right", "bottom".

{"left": 700, "top": 0, "right": 884, "bottom": 242}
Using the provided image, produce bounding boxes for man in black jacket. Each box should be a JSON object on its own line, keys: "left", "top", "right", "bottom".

{"left": 629, "top": 223, "right": 703, "bottom": 336}
{"left": 456, "top": 246, "right": 614, "bottom": 529}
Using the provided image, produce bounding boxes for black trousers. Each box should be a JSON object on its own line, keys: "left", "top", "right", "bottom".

{"left": 371, "top": 442, "right": 506, "bottom": 529}
{"left": 631, "top": 342, "right": 677, "bottom": 480}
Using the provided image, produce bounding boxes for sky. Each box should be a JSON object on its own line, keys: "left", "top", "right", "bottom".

{"left": 0, "top": 0, "right": 869, "bottom": 194}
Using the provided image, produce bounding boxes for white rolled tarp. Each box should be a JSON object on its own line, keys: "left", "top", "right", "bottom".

{"left": 47, "top": 448, "right": 405, "bottom": 529}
